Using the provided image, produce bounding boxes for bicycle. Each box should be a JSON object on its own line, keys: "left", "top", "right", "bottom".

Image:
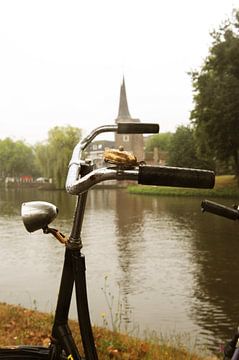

{"left": 201, "top": 199, "right": 239, "bottom": 360}
{"left": 0, "top": 122, "right": 215, "bottom": 360}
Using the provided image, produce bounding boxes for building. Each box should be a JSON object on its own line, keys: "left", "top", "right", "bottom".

{"left": 86, "top": 140, "right": 115, "bottom": 168}
{"left": 115, "top": 78, "right": 144, "bottom": 161}
{"left": 87, "top": 78, "right": 145, "bottom": 167}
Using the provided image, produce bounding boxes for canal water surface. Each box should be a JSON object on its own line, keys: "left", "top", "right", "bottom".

{"left": 0, "top": 188, "right": 239, "bottom": 354}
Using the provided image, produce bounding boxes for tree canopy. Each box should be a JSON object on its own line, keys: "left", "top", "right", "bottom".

{"left": 190, "top": 10, "right": 239, "bottom": 177}
{"left": 145, "top": 132, "right": 173, "bottom": 153}
{"left": 167, "top": 125, "right": 213, "bottom": 169}
{"left": 35, "top": 125, "right": 81, "bottom": 189}
{"left": 0, "top": 138, "right": 38, "bottom": 178}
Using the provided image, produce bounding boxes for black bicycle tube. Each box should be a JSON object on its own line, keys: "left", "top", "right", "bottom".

{"left": 52, "top": 248, "right": 82, "bottom": 360}
{"left": 73, "top": 252, "right": 99, "bottom": 360}
{"left": 69, "top": 192, "right": 88, "bottom": 244}
{"left": 52, "top": 162, "right": 98, "bottom": 359}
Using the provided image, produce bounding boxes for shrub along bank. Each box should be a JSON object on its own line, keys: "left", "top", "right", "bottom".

{"left": 128, "top": 175, "right": 239, "bottom": 198}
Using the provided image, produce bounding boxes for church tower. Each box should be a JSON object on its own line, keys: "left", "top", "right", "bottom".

{"left": 115, "top": 78, "right": 144, "bottom": 161}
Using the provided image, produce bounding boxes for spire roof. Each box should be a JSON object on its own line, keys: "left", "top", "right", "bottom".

{"left": 117, "top": 77, "right": 131, "bottom": 118}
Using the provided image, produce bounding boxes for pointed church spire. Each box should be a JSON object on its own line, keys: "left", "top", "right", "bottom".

{"left": 117, "top": 77, "right": 131, "bottom": 118}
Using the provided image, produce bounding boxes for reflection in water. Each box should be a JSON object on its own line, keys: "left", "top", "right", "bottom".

{"left": 113, "top": 193, "right": 201, "bottom": 346}
{"left": 154, "top": 198, "right": 239, "bottom": 351}
{"left": 189, "top": 209, "right": 239, "bottom": 349}
{"left": 115, "top": 191, "right": 144, "bottom": 291}
{"left": 0, "top": 188, "right": 238, "bottom": 353}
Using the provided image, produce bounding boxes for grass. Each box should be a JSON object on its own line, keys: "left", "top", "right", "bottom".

{"left": 0, "top": 302, "right": 220, "bottom": 360}
{"left": 128, "top": 175, "right": 239, "bottom": 198}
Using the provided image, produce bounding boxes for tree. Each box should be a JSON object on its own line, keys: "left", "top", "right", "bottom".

{"left": 190, "top": 10, "right": 239, "bottom": 179}
{"left": 145, "top": 132, "right": 173, "bottom": 153}
{"left": 35, "top": 125, "right": 81, "bottom": 189}
{"left": 0, "top": 138, "right": 38, "bottom": 177}
{"left": 144, "top": 132, "right": 173, "bottom": 164}
{"left": 167, "top": 125, "right": 214, "bottom": 169}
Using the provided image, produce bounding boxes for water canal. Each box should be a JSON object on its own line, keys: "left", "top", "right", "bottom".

{"left": 0, "top": 187, "right": 238, "bottom": 353}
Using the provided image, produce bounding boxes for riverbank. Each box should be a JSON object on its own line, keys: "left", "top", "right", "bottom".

{"left": 0, "top": 303, "right": 220, "bottom": 360}
{"left": 128, "top": 175, "right": 239, "bottom": 198}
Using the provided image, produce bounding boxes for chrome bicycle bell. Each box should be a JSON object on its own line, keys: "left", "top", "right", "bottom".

{"left": 21, "top": 201, "right": 58, "bottom": 233}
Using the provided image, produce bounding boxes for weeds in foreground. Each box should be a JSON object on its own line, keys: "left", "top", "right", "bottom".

{"left": 99, "top": 278, "right": 222, "bottom": 359}
{"left": 101, "top": 275, "right": 124, "bottom": 333}
{"left": 100, "top": 275, "right": 138, "bottom": 335}
{"left": 0, "top": 302, "right": 220, "bottom": 359}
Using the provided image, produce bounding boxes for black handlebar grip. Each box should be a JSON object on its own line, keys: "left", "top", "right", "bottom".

{"left": 201, "top": 200, "right": 239, "bottom": 220}
{"left": 117, "top": 123, "right": 159, "bottom": 134}
{"left": 138, "top": 165, "right": 215, "bottom": 189}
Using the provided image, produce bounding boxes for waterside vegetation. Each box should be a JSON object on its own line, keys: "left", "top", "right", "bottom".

{"left": 0, "top": 302, "right": 219, "bottom": 360}
{"left": 128, "top": 175, "right": 239, "bottom": 198}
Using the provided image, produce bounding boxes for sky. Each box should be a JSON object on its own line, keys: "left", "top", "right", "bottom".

{"left": 0, "top": 0, "right": 239, "bottom": 144}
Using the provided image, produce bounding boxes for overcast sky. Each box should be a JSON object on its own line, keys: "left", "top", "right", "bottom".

{"left": 0, "top": 0, "right": 239, "bottom": 144}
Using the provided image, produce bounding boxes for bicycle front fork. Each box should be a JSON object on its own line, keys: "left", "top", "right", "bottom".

{"left": 51, "top": 247, "right": 98, "bottom": 360}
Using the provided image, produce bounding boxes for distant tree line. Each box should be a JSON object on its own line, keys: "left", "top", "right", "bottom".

{"left": 0, "top": 138, "right": 39, "bottom": 178}
{"left": 0, "top": 125, "right": 81, "bottom": 189}
{"left": 1, "top": 10, "right": 239, "bottom": 186}
{"left": 35, "top": 126, "right": 81, "bottom": 189}
{"left": 144, "top": 126, "right": 215, "bottom": 170}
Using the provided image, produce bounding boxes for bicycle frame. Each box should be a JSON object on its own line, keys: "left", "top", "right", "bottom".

{"left": 51, "top": 124, "right": 162, "bottom": 360}
{"left": 51, "top": 163, "right": 98, "bottom": 360}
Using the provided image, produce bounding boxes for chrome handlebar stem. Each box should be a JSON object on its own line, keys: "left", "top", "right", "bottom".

{"left": 66, "top": 167, "right": 138, "bottom": 195}
{"left": 65, "top": 124, "right": 132, "bottom": 195}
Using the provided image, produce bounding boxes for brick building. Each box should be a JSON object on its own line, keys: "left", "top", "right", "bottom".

{"left": 87, "top": 78, "right": 146, "bottom": 166}
{"left": 115, "top": 78, "right": 144, "bottom": 162}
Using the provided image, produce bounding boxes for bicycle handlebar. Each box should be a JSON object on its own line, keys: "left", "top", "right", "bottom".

{"left": 66, "top": 123, "right": 160, "bottom": 192}
{"left": 138, "top": 165, "right": 215, "bottom": 189}
{"left": 118, "top": 123, "right": 159, "bottom": 134}
{"left": 201, "top": 200, "right": 239, "bottom": 220}
{"left": 65, "top": 123, "right": 215, "bottom": 195}
{"left": 66, "top": 165, "right": 215, "bottom": 195}
{"left": 78, "top": 123, "right": 159, "bottom": 152}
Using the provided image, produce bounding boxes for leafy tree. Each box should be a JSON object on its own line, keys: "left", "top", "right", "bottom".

{"left": 0, "top": 138, "right": 38, "bottom": 177}
{"left": 144, "top": 132, "right": 173, "bottom": 164}
{"left": 145, "top": 132, "right": 173, "bottom": 153}
{"left": 35, "top": 125, "right": 81, "bottom": 189}
{"left": 190, "top": 10, "right": 239, "bottom": 179}
{"left": 167, "top": 125, "right": 214, "bottom": 169}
